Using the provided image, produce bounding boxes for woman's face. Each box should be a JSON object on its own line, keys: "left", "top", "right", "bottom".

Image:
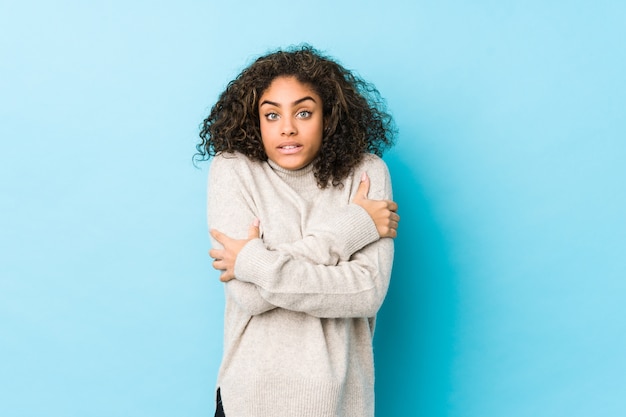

{"left": 258, "top": 76, "right": 323, "bottom": 170}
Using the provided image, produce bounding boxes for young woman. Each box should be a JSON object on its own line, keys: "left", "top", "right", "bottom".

{"left": 196, "top": 45, "right": 399, "bottom": 417}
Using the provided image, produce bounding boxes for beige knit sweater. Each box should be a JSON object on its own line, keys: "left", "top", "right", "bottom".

{"left": 207, "top": 151, "right": 394, "bottom": 417}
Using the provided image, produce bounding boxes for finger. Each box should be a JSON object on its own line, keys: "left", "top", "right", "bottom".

{"left": 208, "top": 248, "right": 222, "bottom": 259}
{"left": 381, "top": 226, "right": 398, "bottom": 239}
{"left": 355, "top": 171, "right": 370, "bottom": 200}
{"left": 212, "top": 259, "right": 225, "bottom": 270}
{"left": 210, "top": 228, "right": 226, "bottom": 243}
{"left": 220, "top": 272, "right": 234, "bottom": 282}
{"left": 248, "top": 218, "right": 260, "bottom": 239}
{"left": 388, "top": 200, "right": 398, "bottom": 212}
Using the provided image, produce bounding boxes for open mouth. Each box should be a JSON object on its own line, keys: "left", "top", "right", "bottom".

{"left": 277, "top": 143, "right": 303, "bottom": 154}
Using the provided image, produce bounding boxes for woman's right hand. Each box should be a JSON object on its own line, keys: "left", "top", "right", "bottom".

{"left": 353, "top": 172, "right": 400, "bottom": 238}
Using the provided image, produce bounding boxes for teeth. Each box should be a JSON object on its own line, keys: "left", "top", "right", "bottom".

{"left": 281, "top": 145, "right": 298, "bottom": 149}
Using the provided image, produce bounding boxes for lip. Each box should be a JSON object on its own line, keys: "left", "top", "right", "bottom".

{"left": 276, "top": 141, "right": 303, "bottom": 155}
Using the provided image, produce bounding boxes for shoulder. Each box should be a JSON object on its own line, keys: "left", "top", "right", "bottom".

{"left": 350, "top": 153, "right": 393, "bottom": 199}
{"left": 208, "top": 152, "right": 266, "bottom": 196}
{"left": 208, "top": 151, "right": 263, "bottom": 180}
{"left": 210, "top": 151, "right": 253, "bottom": 171}
{"left": 354, "top": 153, "right": 392, "bottom": 185}
{"left": 357, "top": 153, "right": 390, "bottom": 175}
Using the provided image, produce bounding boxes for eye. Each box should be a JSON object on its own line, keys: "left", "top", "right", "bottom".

{"left": 265, "top": 112, "right": 279, "bottom": 121}
{"left": 296, "top": 110, "right": 312, "bottom": 119}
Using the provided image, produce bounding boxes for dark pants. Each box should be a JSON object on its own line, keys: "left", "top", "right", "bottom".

{"left": 214, "top": 388, "right": 225, "bottom": 417}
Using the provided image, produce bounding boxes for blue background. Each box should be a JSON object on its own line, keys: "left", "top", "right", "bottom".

{"left": 1, "top": 1, "right": 625, "bottom": 416}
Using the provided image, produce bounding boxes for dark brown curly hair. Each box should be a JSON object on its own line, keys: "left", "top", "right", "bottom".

{"left": 196, "top": 45, "right": 396, "bottom": 188}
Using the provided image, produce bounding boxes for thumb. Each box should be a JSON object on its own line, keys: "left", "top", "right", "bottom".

{"left": 210, "top": 228, "right": 225, "bottom": 243}
{"left": 248, "top": 218, "right": 260, "bottom": 239}
{"left": 355, "top": 171, "right": 370, "bottom": 200}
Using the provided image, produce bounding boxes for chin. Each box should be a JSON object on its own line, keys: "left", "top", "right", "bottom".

{"left": 274, "top": 156, "right": 312, "bottom": 171}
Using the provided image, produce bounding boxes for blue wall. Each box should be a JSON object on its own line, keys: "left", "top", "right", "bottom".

{"left": 1, "top": 1, "right": 625, "bottom": 416}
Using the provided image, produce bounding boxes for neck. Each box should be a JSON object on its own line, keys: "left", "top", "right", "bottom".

{"left": 266, "top": 159, "right": 318, "bottom": 192}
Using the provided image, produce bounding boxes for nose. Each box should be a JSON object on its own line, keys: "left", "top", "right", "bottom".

{"left": 281, "top": 118, "right": 297, "bottom": 136}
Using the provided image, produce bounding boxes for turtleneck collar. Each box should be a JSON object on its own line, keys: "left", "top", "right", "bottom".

{"left": 266, "top": 158, "right": 319, "bottom": 193}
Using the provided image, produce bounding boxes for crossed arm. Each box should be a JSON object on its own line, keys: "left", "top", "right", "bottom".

{"left": 207, "top": 157, "right": 399, "bottom": 317}
{"left": 210, "top": 172, "right": 399, "bottom": 282}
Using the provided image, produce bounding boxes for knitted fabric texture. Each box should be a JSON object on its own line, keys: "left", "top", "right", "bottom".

{"left": 207, "top": 152, "right": 394, "bottom": 417}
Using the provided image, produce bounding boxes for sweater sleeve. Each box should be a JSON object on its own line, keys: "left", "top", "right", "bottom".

{"left": 273, "top": 203, "right": 379, "bottom": 265}
{"left": 208, "top": 154, "right": 378, "bottom": 315}
{"left": 235, "top": 238, "right": 393, "bottom": 318}
{"left": 234, "top": 158, "right": 395, "bottom": 318}
{"left": 208, "top": 155, "right": 276, "bottom": 316}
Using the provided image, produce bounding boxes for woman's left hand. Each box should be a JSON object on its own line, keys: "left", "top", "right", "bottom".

{"left": 353, "top": 172, "right": 400, "bottom": 238}
{"left": 209, "top": 219, "right": 260, "bottom": 282}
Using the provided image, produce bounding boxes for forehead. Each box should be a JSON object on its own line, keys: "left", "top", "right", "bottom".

{"left": 259, "top": 76, "right": 320, "bottom": 102}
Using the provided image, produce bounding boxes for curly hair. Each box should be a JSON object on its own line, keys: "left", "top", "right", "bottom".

{"left": 196, "top": 45, "right": 396, "bottom": 188}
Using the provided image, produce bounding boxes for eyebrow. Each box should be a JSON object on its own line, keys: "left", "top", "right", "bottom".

{"left": 259, "top": 96, "right": 317, "bottom": 107}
